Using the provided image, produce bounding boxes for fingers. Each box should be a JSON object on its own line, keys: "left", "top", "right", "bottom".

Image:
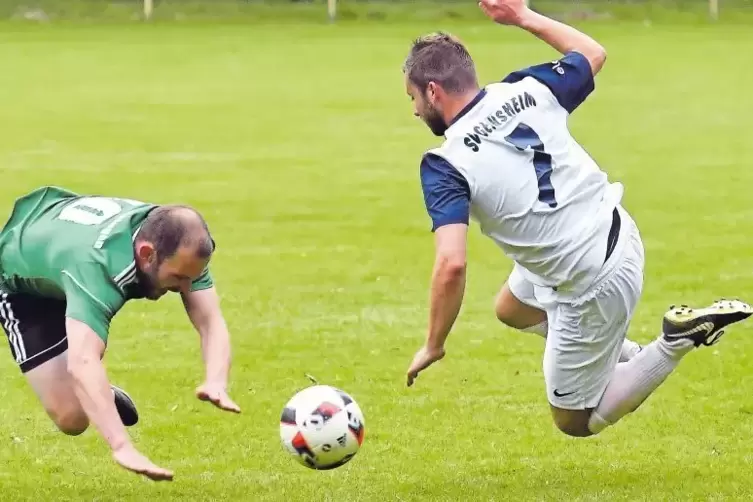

{"left": 143, "top": 467, "right": 174, "bottom": 482}
{"left": 407, "top": 348, "right": 445, "bottom": 387}
{"left": 407, "top": 370, "right": 417, "bottom": 387}
{"left": 133, "top": 464, "right": 173, "bottom": 482}
{"left": 406, "top": 360, "right": 424, "bottom": 387}
{"left": 117, "top": 454, "right": 174, "bottom": 482}
{"left": 478, "top": 0, "right": 495, "bottom": 11}
{"left": 198, "top": 389, "right": 241, "bottom": 413}
{"left": 219, "top": 396, "right": 241, "bottom": 413}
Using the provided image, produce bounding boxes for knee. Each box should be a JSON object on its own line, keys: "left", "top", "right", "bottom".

{"left": 551, "top": 408, "right": 593, "bottom": 438}
{"left": 48, "top": 407, "right": 89, "bottom": 436}
{"left": 495, "top": 292, "right": 523, "bottom": 328}
{"left": 554, "top": 421, "right": 592, "bottom": 438}
{"left": 495, "top": 293, "right": 545, "bottom": 330}
{"left": 494, "top": 298, "right": 515, "bottom": 327}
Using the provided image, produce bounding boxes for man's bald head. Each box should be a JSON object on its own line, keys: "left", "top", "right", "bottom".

{"left": 138, "top": 205, "right": 215, "bottom": 262}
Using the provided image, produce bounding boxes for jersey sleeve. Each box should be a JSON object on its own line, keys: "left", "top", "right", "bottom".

{"left": 420, "top": 153, "right": 471, "bottom": 232}
{"left": 501, "top": 51, "right": 594, "bottom": 114}
{"left": 190, "top": 266, "right": 214, "bottom": 292}
{"left": 60, "top": 262, "right": 127, "bottom": 343}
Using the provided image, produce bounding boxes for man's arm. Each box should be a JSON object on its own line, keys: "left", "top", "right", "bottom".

{"left": 426, "top": 224, "right": 468, "bottom": 350}
{"left": 480, "top": 0, "right": 607, "bottom": 75}
{"left": 407, "top": 154, "right": 471, "bottom": 386}
{"left": 66, "top": 318, "right": 173, "bottom": 481}
{"left": 517, "top": 10, "right": 606, "bottom": 76}
{"left": 407, "top": 224, "right": 468, "bottom": 386}
{"left": 181, "top": 286, "right": 240, "bottom": 413}
{"left": 66, "top": 318, "right": 130, "bottom": 450}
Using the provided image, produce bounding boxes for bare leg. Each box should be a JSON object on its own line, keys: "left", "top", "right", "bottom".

{"left": 25, "top": 351, "right": 89, "bottom": 435}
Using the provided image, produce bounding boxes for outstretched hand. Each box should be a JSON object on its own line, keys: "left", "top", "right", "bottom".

{"left": 196, "top": 382, "right": 241, "bottom": 413}
{"left": 113, "top": 444, "right": 174, "bottom": 482}
{"left": 406, "top": 345, "right": 446, "bottom": 387}
{"left": 478, "top": 0, "right": 531, "bottom": 26}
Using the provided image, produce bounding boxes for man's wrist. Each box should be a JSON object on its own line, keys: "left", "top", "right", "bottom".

{"left": 110, "top": 435, "right": 132, "bottom": 452}
{"left": 425, "top": 337, "right": 445, "bottom": 352}
{"left": 516, "top": 8, "right": 541, "bottom": 32}
{"left": 203, "top": 377, "right": 228, "bottom": 388}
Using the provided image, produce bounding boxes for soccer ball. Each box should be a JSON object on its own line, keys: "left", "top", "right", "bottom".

{"left": 279, "top": 385, "right": 365, "bottom": 470}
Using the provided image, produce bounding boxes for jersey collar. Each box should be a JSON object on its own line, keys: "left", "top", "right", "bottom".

{"left": 447, "top": 89, "right": 487, "bottom": 129}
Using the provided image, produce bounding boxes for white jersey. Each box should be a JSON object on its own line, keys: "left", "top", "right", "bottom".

{"left": 419, "top": 52, "right": 624, "bottom": 297}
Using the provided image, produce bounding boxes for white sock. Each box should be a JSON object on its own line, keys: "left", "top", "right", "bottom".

{"left": 619, "top": 339, "right": 643, "bottom": 362}
{"left": 588, "top": 337, "right": 695, "bottom": 434}
{"left": 522, "top": 321, "right": 548, "bottom": 337}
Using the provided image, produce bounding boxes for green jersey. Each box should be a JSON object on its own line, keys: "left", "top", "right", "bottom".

{"left": 0, "top": 186, "right": 213, "bottom": 343}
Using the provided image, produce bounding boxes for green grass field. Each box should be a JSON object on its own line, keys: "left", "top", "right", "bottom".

{"left": 1, "top": 15, "right": 753, "bottom": 501}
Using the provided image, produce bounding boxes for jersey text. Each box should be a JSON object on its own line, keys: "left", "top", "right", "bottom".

{"left": 463, "top": 92, "right": 537, "bottom": 152}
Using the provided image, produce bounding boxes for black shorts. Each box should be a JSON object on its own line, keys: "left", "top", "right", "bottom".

{"left": 0, "top": 291, "right": 68, "bottom": 373}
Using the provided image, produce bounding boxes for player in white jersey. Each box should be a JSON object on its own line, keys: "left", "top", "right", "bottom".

{"left": 402, "top": 0, "right": 752, "bottom": 437}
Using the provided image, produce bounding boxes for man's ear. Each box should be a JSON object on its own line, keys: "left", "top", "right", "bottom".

{"left": 426, "top": 81, "right": 440, "bottom": 105}
{"left": 135, "top": 241, "right": 156, "bottom": 264}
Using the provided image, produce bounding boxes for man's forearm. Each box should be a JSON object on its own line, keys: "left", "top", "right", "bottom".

{"left": 426, "top": 257, "right": 466, "bottom": 350}
{"left": 182, "top": 288, "right": 233, "bottom": 386}
{"left": 69, "top": 357, "right": 131, "bottom": 451}
{"left": 200, "top": 319, "right": 232, "bottom": 385}
{"left": 518, "top": 10, "right": 607, "bottom": 74}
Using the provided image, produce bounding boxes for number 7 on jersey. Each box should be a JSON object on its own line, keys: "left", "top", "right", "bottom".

{"left": 505, "top": 123, "right": 558, "bottom": 208}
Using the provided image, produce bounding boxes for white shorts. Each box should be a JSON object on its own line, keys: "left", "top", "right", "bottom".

{"left": 508, "top": 205, "right": 645, "bottom": 410}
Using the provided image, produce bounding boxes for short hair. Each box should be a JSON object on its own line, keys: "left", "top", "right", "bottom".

{"left": 138, "top": 205, "right": 215, "bottom": 261}
{"left": 403, "top": 32, "right": 478, "bottom": 94}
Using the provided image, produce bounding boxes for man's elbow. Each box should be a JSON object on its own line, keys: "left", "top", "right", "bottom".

{"left": 67, "top": 356, "right": 86, "bottom": 375}
{"left": 596, "top": 44, "right": 607, "bottom": 67}
{"left": 589, "top": 45, "right": 607, "bottom": 74}
{"left": 66, "top": 352, "right": 96, "bottom": 379}
{"left": 438, "top": 255, "right": 467, "bottom": 278}
{"left": 191, "top": 308, "right": 225, "bottom": 335}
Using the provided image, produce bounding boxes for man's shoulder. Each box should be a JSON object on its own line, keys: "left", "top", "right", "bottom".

{"left": 64, "top": 206, "right": 151, "bottom": 291}
{"left": 497, "top": 52, "right": 595, "bottom": 114}
{"left": 486, "top": 79, "right": 541, "bottom": 94}
{"left": 58, "top": 198, "right": 156, "bottom": 299}
{"left": 422, "top": 132, "right": 483, "bottom": 177}
{"left": 423, "top": 133, "right": 470, "bottom": 160}
{"left": 89, "top": 226, "right": 142, "bottom": 291}
{"left": 59, "top": 254, "right": 129, "bottom": 323}
{"left": 62, "top": 248, "right": 129, "bottom": 289}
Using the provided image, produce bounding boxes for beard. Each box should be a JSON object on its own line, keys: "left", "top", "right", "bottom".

{"left": 422, "top": 105, "right": 448, "bottom": 136}
{"left": 136, "top": 262, "right": 167, "bottom": 300}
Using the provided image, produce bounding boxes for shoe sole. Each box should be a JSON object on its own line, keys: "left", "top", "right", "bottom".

{"left": 664, "top": 299, "right": 753, "bottom": 346}
{"left": 112, "top": 385, "right": 139, "bottom": 427}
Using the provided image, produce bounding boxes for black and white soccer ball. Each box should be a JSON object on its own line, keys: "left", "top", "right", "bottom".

{"left": 279, "top": 385, "right": 365, "bottom": 470}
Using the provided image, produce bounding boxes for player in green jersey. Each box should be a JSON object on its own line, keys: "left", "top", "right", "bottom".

{"left": 0, "top": 186, "right": 240, "bottom": 482}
